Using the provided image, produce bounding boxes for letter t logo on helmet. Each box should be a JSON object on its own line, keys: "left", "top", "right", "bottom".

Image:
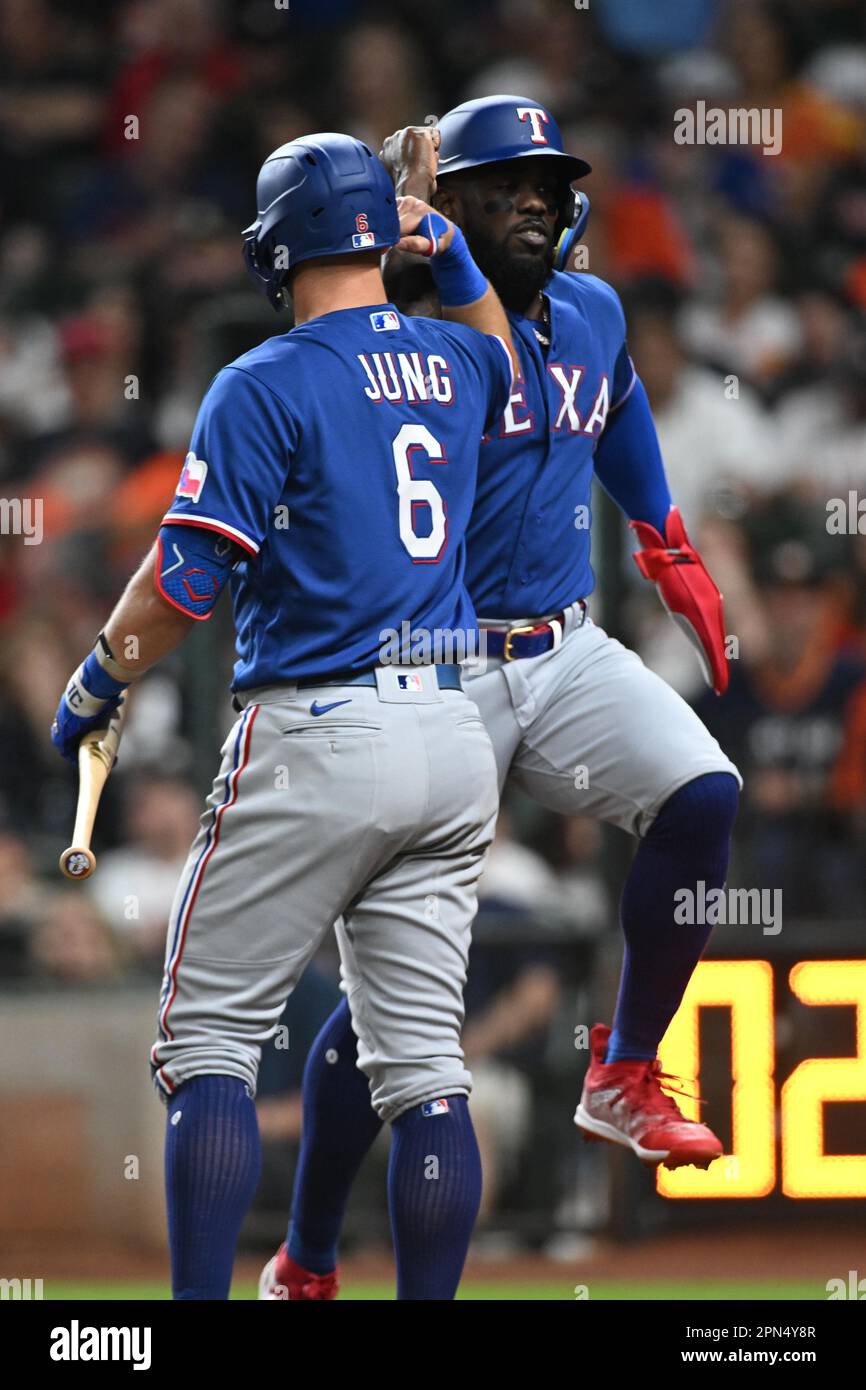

{"left": 516, "top": 107, "right": 550, "bottom": 145}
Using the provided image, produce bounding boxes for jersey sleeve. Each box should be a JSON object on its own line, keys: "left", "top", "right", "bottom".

{"left": 593, "top": 375, "right": 672, "bottom": 533}
{"left": 611, "top": 341, "right": 637, "bottom": 411}
{"left": 602, "top": 280, "right": 636, "bottom": 410}
{"left": 472, "top": 329, "right": 515, "bottom": 434}
{"left": 162, "top": 365, "right": 297, "bottom": 556}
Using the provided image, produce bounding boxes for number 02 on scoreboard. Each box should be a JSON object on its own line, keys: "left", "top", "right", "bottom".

{"left": 656, "top": 959, "right": 866, "bottom": 1199}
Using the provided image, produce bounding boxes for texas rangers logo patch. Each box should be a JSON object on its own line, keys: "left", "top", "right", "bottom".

{"left": 176, "top": 451, "right": 208, "bottom": 503}
{"left": 422, "top": 1099, "right": 450, "bottom": 1117}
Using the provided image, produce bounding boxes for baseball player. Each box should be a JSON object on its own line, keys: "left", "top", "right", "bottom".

{"left": 258, "top": 99, "right": 742, "bottom": 1301}
{"left": 50, "top": 132, "right": 520, "bottom": 1300}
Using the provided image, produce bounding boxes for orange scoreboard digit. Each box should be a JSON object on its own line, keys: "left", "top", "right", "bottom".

{"left": 656, "top": 959, "right": 866, "bottom": 1199}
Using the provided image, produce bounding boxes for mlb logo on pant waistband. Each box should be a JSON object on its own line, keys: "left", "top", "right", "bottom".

{"left": 422, "top": 1098, "right": 449, "bottom": 1117}
{"left": 398, "top": 672, "right": 423, "bottom": 691}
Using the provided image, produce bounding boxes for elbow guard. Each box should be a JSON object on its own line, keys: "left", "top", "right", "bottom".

{"left": 155, "top": 523, "right": 238, "bottom": 620}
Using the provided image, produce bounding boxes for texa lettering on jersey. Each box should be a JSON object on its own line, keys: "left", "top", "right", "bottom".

{"left": 466, "top": 270, "right": 636, "bottom": 618}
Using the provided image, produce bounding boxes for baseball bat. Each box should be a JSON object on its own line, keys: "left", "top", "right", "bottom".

{"left": 58, "top": 695, "right": 129, "bottom": 881}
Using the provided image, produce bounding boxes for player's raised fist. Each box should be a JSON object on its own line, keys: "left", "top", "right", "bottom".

{"left": 380, "top": 125, "right": 439, "bottom": 199}
{"left": 396, "top": 196, "right": 455, "bottom": 258}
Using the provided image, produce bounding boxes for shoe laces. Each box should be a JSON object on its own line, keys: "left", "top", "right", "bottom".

{"left": 625, "top": 1058, "right": 705, "bottom": 1120}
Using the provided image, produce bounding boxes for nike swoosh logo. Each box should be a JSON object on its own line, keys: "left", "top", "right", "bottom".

{"left": 310, "top": 699, "right": 353, "bottom": 717}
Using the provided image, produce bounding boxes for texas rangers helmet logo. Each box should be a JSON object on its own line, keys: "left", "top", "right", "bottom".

{"left": 516, "top": 106, "right": 550, "bottom": 144}
{"left": 176, "top": 450, "right": 208, "bottom": 503}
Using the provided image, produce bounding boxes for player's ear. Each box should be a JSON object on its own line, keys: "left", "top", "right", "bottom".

{"left": 433, "top": 185, "right": 461, "bottom": 223}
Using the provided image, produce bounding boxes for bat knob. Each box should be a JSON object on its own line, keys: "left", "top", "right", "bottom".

{"left": 59, "top": 847, "right": 96, "bottom": 881}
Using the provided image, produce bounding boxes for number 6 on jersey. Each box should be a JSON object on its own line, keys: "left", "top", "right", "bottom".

{"left": 392, "top": 423, "right": 447, "bottom": 562}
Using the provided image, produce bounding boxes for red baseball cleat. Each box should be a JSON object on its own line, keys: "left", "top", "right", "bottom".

{"left": 258, "top": 1244, "right": 339, "bottom": 1300}
{"left": 574, "top": 1024, "right": 723, "bottom": 1171}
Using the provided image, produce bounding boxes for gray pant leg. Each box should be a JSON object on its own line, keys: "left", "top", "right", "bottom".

{"left": 151, "top": 699, "right": 382, "bottom": 1096}
{"left": 467, "top": 618, "right": 740, "bottom": 837}
{"left": 151, "top": 689, "right": 498, "bottom": 1111}
{"left": 336, "top": 695, "right": 499, "bottom": 1121}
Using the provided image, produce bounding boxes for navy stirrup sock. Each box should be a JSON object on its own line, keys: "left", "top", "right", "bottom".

{"left": 388, "top": 1094, "right": 482, "bottom": 1300}
{"left": 606, "top": 771, "right": 740, "bottom": 1063}
{"left": 287, "top": 997, "right": 383, "bottom": 1274}
{"left": 165, "top": 1073, "right": 262, "bottom": 1299}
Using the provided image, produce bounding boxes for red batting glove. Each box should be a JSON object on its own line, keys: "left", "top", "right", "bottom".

{"left": 630, "top": 506, "right": 729, "bottom": 696}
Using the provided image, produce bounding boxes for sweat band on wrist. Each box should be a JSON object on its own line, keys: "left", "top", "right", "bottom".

{"left": 62, "top": 645, "right": 128, "bottom": 720}
{"left": 419, "top": 217, "right": 488, "bottom": 307}
{"left": 93, "top": 632, "right": 138, "bottom": 685}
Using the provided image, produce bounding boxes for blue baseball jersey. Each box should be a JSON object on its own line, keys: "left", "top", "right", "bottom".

{"left": 162, "top": 304, "right": 512, "bottom": 688}
{"left": 466, "top": 270, "right": 636, "bottom": 617}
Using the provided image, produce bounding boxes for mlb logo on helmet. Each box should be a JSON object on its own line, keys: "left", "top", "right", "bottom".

{"left": 398, "top": 672, "right": 424, "bottom": 691}
{"left": 371, "top": 310, "right": 400, "bottom": 331}
{"left": 422, "top": 1099, "right": 450, "bottom": 1117}
{"left": 176, "top": 451, "right": 208, "bottom": 503}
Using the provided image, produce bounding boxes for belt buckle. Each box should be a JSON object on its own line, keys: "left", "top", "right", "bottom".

{"left": 502, "top": 623, "right": 538, "bottom": 661}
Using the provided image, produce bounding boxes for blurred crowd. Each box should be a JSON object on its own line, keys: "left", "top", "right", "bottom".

{"left": 1, "top": 0, "right": 866, "bottom": 1231}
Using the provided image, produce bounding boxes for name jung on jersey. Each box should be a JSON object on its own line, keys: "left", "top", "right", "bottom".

{"left": 357, "top": 349, "right": 456, "bottom": 404}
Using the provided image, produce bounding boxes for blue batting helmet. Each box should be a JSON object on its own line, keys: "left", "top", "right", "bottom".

{"left": 436, "top": 95, "right": 592, "bottom": 273}
{"left": 242, "top": 132, "right": 400, "bottom": 310}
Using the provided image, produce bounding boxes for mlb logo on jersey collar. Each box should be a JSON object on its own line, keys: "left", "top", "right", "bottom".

{"left": 370, "top": 310, "right": 400, "bottom": 331}
{"left": 176, "top": 451, "right": 208, "bottom": 503}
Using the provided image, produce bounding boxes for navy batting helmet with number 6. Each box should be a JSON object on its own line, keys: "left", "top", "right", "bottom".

{"left": 243, "top": 133, "right": 400, "bottom": 310}
{"left": 436, "top": 96, "right": 592, "bottom": 273}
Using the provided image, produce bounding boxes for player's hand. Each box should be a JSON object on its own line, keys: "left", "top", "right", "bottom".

{"left": 380, "top": 125, "right": 439, "bottom": 199}
{"left": 51, "top": 649, "right": 129, "bottom": 763}
{"left": 396, "top": 196, "right": 455, "bottom": 257}
{"left": 51, "top": 691, "right": 124, "bottom": 763}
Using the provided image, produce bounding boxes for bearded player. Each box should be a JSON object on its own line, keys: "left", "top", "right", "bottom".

{"left": 259, "top": 98, "right": 741, "bottom": 1301}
